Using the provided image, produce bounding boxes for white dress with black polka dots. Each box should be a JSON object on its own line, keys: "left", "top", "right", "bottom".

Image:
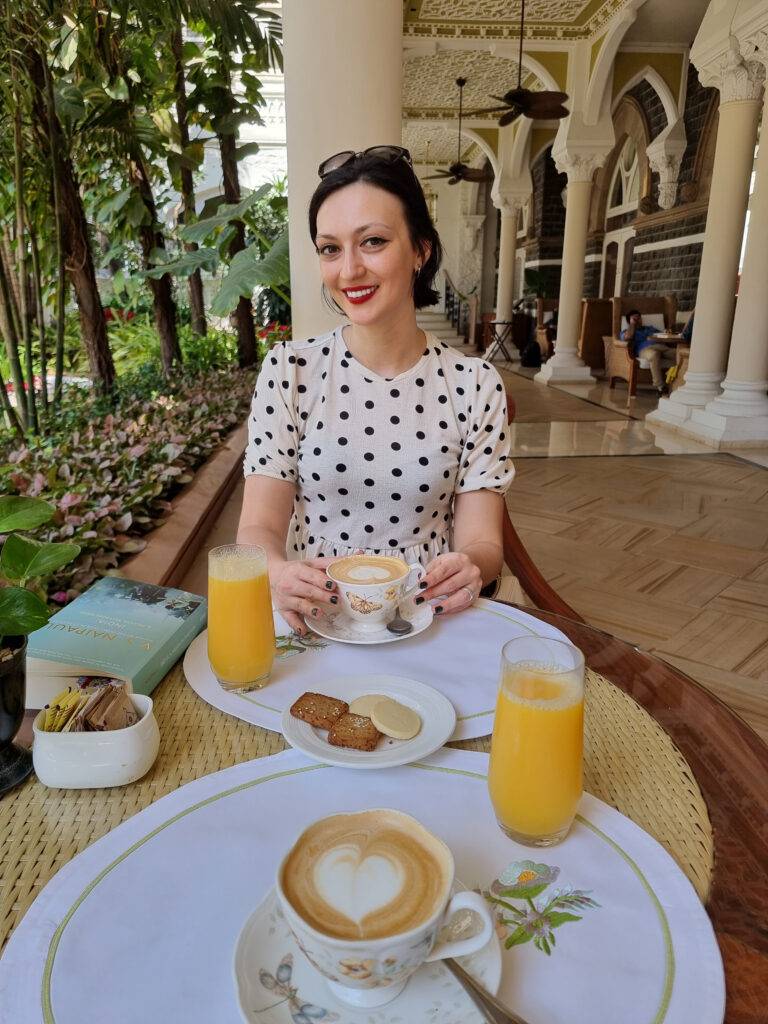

{"left": 243, "top": 325, "right": 514, "bottom": 567}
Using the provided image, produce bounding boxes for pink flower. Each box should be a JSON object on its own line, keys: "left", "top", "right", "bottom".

{"left": 52, "top": 591, "right": 69, "bottom": 605}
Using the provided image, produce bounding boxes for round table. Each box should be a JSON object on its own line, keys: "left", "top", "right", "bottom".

{"left": 2, "top": 608, "right": 767, "bottom": 1022}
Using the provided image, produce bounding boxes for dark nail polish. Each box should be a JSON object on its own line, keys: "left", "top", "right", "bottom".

{"left": 419, "top": 580, "right": 428, "bottom": 590}
{"left": 325, "top": 580, "right": 334, "bottom": 589}
{"left": 414, "top": 596, "right": 424, "bottom": 605}
{"left": 330, "top": 595, "right": 338, "bottom": 604}
{"left": 434, "top": 605, "right": 444, "bottom": 614}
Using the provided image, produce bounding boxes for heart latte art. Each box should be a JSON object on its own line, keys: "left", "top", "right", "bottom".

{"left": 280, "top": 810, "right": 451, "bottom": 940}
{"left": 328, "top": 555, "right": 408, "bottom": 586}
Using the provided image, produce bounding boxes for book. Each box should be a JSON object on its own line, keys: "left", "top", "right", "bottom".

{"left": 25, "top": 576, "right": 207, "bottom": 709}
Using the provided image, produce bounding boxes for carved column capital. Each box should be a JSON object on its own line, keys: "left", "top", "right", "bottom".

{"left": 646, "top": 127, "right": 688, "bottom": 211}
{"left": 553, "top": 149, "right": 607, "bottom": 183}
{"left": 742, "top": 29, "right": 768, "bottom": 76}
{"left": 491, "top": 193, "right": 523, "bottom": 217}
{"left": 698, "top": 35, "right": 766, "bottom": 102}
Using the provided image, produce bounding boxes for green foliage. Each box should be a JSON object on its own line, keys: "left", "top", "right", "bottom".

{"left": 0, "top": 0, "right": 284, "bottom": 420}
{"left": 1, "top": 313, "right": 239, "bottom": 383}
{"left": 0, "top": 497, "right": 80, "bottom": 645}
{"left": 210, "top": 227, "right": 289, "bottom": 316}
{"left": 0, "top": 364, "right": 256, "bottom": 606}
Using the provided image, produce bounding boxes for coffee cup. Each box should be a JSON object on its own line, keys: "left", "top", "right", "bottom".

{"left": 327, "top": 555, "right": 424, "bottom": 633}
{"left": 275, "top": 808, "right": 494, "bottom": 1008}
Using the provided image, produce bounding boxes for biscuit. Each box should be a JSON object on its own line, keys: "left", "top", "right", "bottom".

{"left": 370, "top": 698, "right": 421, "bottom": 740}
{"left": 348, "top": 694, "right": 388, "bottom": 718}
{"left": 290, "top": 692, "right": 349, "bottom": 730}
{"left": 328, "top": 713, "right": 381, "bottom": 752}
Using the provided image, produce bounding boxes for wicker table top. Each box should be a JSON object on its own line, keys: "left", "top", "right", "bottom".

{"left": 2, "top": 608, "right": 767, "bottom": 1022}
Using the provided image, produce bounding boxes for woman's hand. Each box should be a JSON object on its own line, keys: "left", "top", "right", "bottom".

{"left": 270, "top": 557, "right": 338, "bottom": 635}
{"left": 418, "top": 552, "right": 482, "bottom": 616}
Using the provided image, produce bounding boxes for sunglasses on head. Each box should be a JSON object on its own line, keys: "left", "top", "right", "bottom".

{"left": 318, "top": 146, "right": 413, "bottom": 178}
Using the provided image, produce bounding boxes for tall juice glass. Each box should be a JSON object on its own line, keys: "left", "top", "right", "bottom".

{"left": 488, "top": 636, "right": 584, "bottom": 846}
{"left": 207, "top": 544, "right": 275, "bottom": 691}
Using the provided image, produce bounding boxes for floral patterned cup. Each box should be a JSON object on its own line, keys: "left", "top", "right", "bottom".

{"left": 275, "top": 810, "right": 494, "bottom": 1008}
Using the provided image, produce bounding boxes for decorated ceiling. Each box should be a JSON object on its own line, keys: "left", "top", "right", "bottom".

{"left": 402, "top": 122, "right": 479, "bottom": 166}
{"left": 402, "top": 50, "right": 535, "bottom": 121}
{"left": 403, "top": 0, "right": 632, "bottom": 42}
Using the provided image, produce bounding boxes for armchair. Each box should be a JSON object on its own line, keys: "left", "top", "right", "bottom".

{"left": 603, "top": 295, "right": 677, "bottom": 396}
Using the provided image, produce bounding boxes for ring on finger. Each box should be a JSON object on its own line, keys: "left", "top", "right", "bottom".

{"left": 461, "top": 585, "right": 476, "bottom": 605}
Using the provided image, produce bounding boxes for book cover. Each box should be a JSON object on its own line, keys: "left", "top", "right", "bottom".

{"left": 26, "top": 576, "right": 207, "bottom": 701}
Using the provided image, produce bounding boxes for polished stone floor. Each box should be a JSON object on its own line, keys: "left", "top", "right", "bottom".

{"left": 180, "top": 359, "right": 768, "bottom": 742}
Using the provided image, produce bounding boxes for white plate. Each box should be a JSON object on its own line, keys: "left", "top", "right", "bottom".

{"left": 233, "top": 885, "right": 502, "bottom": 1024}
{"left": 280, "top": 674, "right": 456, "bottom": 769}
{"left": 304, "top": 603, "right": 434, "bottom": 645}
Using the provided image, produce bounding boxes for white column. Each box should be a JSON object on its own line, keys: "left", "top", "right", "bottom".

{"left": 648, "top": 40, "right": 764, "bottom": 431}
{"left": 683, "top": 81, "right": 768, "bottom": 445}
{"left": 535, "top": 153, "right": 603, "bottom": 384}
{"left": 494, "top": 200, "right": 519, "bottom": 324}
{"left": 282, "top": 0, "right": 403, "bottom": 339}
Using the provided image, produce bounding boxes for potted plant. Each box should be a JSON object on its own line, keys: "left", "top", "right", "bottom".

{"left": 0, "top": 497, "right": 80, "bottom": 796}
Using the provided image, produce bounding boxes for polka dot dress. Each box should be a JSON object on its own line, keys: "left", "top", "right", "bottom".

{"left": 243, "top": 326, "right": 514, "bottom": 567}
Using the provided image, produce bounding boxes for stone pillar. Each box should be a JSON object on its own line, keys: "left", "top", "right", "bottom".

{"left": 494, "top": 199, "right": 519, "bottom": 326}
{"left": 282, "top": 0, "right": 403, "bottom": 339}
{"left": 648, "top": 41, "right": 764, "bottom": 430}
{"left": 535, "top": 153, "right": 603, "bottom": 384}
{"left": 683, "top": 81, "right": 768, "bottom": 444}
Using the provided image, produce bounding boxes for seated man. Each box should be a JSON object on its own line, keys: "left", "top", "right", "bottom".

{"left": 621, "top": 309, "right": 672, "bottom": 395}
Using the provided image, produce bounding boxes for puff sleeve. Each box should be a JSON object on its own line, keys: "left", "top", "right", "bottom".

{"left": 456, "top": 364, "right": 514, "bottom": 495}
{"left": 243, "top": 343, "right": 300, "bottom": 483}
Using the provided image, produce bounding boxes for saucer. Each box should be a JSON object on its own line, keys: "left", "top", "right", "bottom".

{"left": 281, "top": 674, "right": 456, "bottom": 770}
{"left": 233, "top": 887, "right": 502, "bottom": 1024}
{"left": 305, "top": 604, "right": 434, "bottom": 646}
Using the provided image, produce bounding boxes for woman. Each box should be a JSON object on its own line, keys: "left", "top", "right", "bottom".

{"left": 238, "top": 146, "right": 514, "bottom": 635}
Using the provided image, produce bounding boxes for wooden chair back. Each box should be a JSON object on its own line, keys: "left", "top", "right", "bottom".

{"left": 578, "top": 298, "right": 612, "bottom": 371}
{"left": 535, "top": 298, "right": 558, "bottom": 330}
{"left": 501, "top": 390, "right": 584, "bottom": 621}
{"left": 481, "top": 312, "right": 496, "bottom": 351}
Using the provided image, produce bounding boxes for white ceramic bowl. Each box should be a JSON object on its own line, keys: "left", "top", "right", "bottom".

{"left": 32, "top": 694, "right": 160, "bottom": 789}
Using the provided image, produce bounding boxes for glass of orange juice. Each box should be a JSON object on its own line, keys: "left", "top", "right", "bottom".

{"left": 488, "top": 636, "right": 584, "bottom": 847}
{"left": 207, "top": 544, "right": 275, "bottom": 691}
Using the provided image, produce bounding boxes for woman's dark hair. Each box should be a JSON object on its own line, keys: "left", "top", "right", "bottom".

{"left": 308, "top": 154, "right": 444, "bottom": 312}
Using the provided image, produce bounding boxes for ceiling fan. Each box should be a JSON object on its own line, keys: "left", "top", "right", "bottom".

{"left": 465, "top": 0, "right": 569, "bottom": 125}
{"left": 423, "top": 77, "right": 492, "bottom": 186}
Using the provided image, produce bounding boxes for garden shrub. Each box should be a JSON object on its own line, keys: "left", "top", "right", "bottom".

{"left": 0, "top": 365, "right": 256, "bottom": 603}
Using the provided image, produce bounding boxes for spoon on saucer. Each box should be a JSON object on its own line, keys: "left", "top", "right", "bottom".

{"left": 386, "top": 604, "right": 413, "bottom": 636}
{"left": 445, "top": 957, "right": 531, "bottom": 1024}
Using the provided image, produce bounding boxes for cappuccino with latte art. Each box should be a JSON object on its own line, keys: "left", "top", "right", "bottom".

{"left": 279, "top": 809, "right": 450, "bottom": 941}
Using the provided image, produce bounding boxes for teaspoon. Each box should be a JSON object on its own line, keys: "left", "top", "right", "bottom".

{"left": 445, "top": 957, "right": 532, "bottom": 1024}
{"left": 386, "top": 604, "right": 413, "bottom": 636}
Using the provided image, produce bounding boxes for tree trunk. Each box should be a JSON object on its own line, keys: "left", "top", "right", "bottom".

{"left": 28, "top": 227, "right": 48, "bottom": 413}
{"left": 172, "top": 24, "right": 206, "bottom": 337}
{"left": 129, "top": 151, "right": 182, "bottom": 376}
{"left": 25, "top": 42, "right": 115, "bottom": 394}
{"left": 0, "top": 231, "right": 22, "bottom": 344}
{"left": 217, "top": 106, "right": 257, "bottom": 367}
{"left": 44, "top": 58, "right": 67, "bottom": 410}
{"left": 57, "top": 161, "right": 116, "bottom": 392}
{"left": 0, "top": 254, "right": 27, "bottom": 431}
{"left": 0, "top": 365, "right": 22, "bottom": 436}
